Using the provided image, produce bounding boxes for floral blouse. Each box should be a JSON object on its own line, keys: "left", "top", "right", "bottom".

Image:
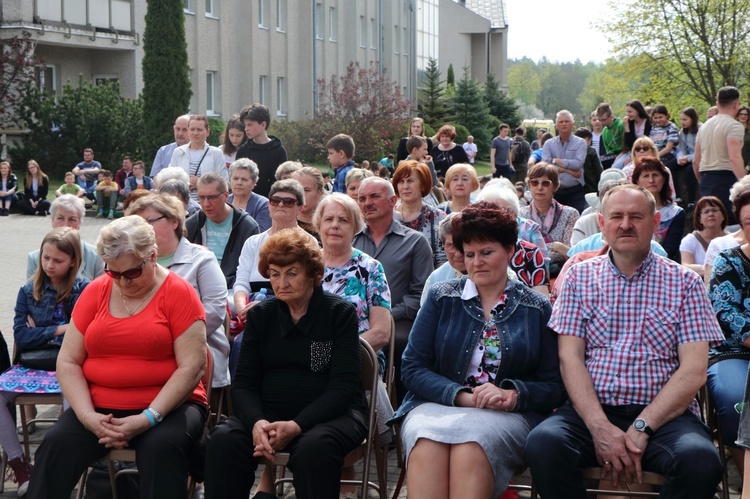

{"left": 394, "top": 204, "right": 447, "bottom": 269}
{"left": 465, "top": 295, "right": 507, "bottom": 387}
{"left": 709, "top": 246, "right": 750, "bottom": 355}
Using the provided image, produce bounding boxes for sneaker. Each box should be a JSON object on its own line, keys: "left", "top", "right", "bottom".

{"left": 96, "top": 210, "right": 105, "bottom": 218}
{"left": 108, "top": 210, "right": 115, "bottom": 219}
{"left": 8, "top": 456, "right": 33, "bottom": 497}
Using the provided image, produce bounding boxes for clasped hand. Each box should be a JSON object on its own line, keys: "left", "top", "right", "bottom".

{"left": 87, "top": 412, "right": 152, "bottom": 449}
{"left": 592, "top": 422, "right": 647, "bottom": 487}
{"left": 457, "top": 384, "right": 518, "bottom": 412}
{"left": 252, "top": 419, "right": 302, "bottom": 461}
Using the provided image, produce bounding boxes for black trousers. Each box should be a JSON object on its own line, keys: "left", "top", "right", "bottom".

{"left": 204, "top": 413, "right": 367, "bottom": 499}
{"left": 17, "top": 198, "right": 50, "bottom": 215}
{"left": 700, "top": 170, "right": 738, "bottom": 224}
{"left": 27, "top": 403, "right": 206, "bottom": 499}
{"left": 554, "top": 184, "right": 587, "bottom": 214}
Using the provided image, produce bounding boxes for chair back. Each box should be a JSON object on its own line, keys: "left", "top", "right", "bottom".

{"left": 385, "top": 314, "right": 396, "bottom": 405}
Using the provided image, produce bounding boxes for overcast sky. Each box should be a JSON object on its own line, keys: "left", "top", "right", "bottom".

{"left": 505, "top": 0, "right": 613, "bottom": 63}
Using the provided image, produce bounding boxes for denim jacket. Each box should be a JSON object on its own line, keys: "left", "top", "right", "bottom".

{"left": 13, "top": 277, "right": 89, "bottom": 351}
{"left": 390, "top": 276, "right": 566, "bottom": 424}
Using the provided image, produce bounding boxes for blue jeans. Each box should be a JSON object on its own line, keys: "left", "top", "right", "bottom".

{"left": 525, "top": 403, "right": 722, "bottom": 499}
{"left": 708, "top": 358, "right": 748, "bottom": 447}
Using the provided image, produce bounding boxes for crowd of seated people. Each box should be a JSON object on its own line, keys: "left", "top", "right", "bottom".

{"left": 8, "top": 93, "right": 750, "bottom": 499}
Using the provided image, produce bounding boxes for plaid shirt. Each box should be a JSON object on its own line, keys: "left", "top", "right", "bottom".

{"left": 550, "top": 251, "right": 722, "bottom": 416}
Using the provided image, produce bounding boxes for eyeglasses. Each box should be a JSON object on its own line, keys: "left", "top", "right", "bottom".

{"left": 701, "top": 208, "right": 721, "bottom": 215}
{"left": 145, "top": 215, "right": 166, "bottom": 225}
{"left": 104, "top": 260, "right": 146, "bottom": 280}
{"left": 197, "top": 193, "right": 226, "bottom": 203}
{"left": 634, "top": 146, "right": 652, "bottom": 152}
{"left": 529, "top": 179, "right": 553, "bottom": 187}
{"left": 739, "top": 113, "right": 749, "bottom": 117}
{"left": 269, "top": 196, "right": 298, "bottom": 207}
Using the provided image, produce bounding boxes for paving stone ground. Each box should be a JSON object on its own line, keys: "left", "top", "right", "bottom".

{"left": 0, "top": 213, "right": 740, "bottom": 497}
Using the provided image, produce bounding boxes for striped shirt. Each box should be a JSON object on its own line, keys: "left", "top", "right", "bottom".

{"left": 549, "top": 251, "right": 723, "bottom": 416}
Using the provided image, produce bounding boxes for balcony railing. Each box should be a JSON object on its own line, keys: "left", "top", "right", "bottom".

{"left": 34, "top": 0, "right": 133, "bottom": 33}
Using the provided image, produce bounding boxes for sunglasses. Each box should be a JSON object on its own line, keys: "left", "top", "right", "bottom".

{"left": 529, "top": 179, "right": 553, "bottom": 187}
{"left": 269, "top": 196, "right": 298, "bottom": 207}
{"left": 634, "top": 146, "right": 652, "bottom": 152}
{"left": 104, "top": 260, "right": 147, "bottom": 280}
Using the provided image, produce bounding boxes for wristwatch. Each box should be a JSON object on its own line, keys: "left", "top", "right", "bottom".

{"left": 633, "top": 417, "right": 654, "bottom": 436}
{"left": 147, "top": 407, "right": 164, "bottom": 424}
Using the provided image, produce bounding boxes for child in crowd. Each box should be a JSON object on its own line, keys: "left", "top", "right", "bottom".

{"left": 55, "top": 172, "right": 84, "bottom": 198}
{"left": 322, "top": 171, "right": 333, "bottom": 193}
{"left": 94, "top": 170, "right": 119, "bottom": 219}
{"left": 328, "top": 134, "right": 356, "bottom": 193}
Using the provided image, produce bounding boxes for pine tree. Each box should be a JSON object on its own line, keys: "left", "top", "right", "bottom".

{"left": 141, "top": 0, "right": 192, "bottom": 162}
{"left": 446, "top": 64, "right": 455, "bottom": 86}
{"left": 484, "top": 72, "right": 521, "bottom": 127}
{"left": 419, "top": 58, "right": 449, "bottom": 127}
{"left": 452, "top": 67, "right": 492, "bottom": 156}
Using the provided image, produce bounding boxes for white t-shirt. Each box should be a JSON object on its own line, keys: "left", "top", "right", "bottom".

{"left": 679, "top": 233, "right": 707, "bottom": 265}
{"left": 462, "top": 142, "right": 478, "bottom": 163}
{"left": 703, "top": 233, "right": 740, "bottom": 270}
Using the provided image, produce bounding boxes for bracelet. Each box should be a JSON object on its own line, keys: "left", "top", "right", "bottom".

{"left": 142, "top": 409, "right": 157, "bottom": 427}
{"left": 82, "top": 410, "right": 92, "bottom": 431}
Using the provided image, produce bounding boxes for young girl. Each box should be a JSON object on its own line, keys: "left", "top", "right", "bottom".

{"left": 219, "top": 115, "right": 246, "bottom": 168}
{"left": 614, "top": 100, "right": 652, "bottom": 169}
{"left": 678, "top": 107, "right": 701, "bottom": 206}
{"left": 9, "top": 227, "right": 88, "bottom": 495}
{"left": 17, "top": 160, "right": 51, "bottom": 216}
{"left": 0, "top": 161, "right": 18, "bottom": 216}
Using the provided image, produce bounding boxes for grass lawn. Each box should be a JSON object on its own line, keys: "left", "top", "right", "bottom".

{"left": 309, "top": 160, "right": 494, "bottom": 179}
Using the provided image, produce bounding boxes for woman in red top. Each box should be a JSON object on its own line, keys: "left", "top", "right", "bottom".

{"left": 28, "top": 215, "right": 208, "bottom": 499}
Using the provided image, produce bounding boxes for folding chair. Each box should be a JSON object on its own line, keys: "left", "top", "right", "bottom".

{"left": 261, "top": 337, "right": 382, "bottom": 499}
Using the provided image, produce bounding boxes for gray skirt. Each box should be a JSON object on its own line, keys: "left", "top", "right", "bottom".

{"left": 401, "top": 402, "right": 541, "bottom": 497}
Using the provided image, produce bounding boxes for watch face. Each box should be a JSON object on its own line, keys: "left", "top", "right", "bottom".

{"left": 634, "top": 419, "right": 646, "bottom": 430}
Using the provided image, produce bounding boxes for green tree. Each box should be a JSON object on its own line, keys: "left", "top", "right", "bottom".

{"left": 141, "top": 0, "right": 192, "bottom": 163}
{"left": 452, "top": 67, "right": 492, "bottom": 156}
{"left": 419, "top": 58, "right": 449, "bottom": 127}
{"left": 606, "top": 0, "right": 750, "bottom": 105}
{"left": 507, "top": 60, "right": 541, "bottom": 106}
{"left": 484, "top": 72, "right": 520, "bottom": 128}
{"left": 446, "top": 64, "right": 455, "bottom": 86}
{"left": 9, "top": 78, "right": 143, "bottom": 177}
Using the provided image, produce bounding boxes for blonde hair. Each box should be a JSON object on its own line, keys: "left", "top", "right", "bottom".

{"left": 444, "top": 163, "right": 479, "bottom": 192}
{"left": 97, "top": 215, "right": 157, "bottom": 262}
{"left": 126, "top": 193, "right": 187, "bottom": 240}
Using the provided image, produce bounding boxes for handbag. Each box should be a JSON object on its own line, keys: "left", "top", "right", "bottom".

{"left": 16, "top": 346, "right": 60, "bottom": 371}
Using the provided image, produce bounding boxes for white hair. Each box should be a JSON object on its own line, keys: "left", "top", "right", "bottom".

{"left": 155, "top": 166, "right": 189, "bottom": 188}
{"left": 359, "top": 176, "right": 395, "bottom": 197}
{"left": 50, "top": 195, "right": 85, "bottom": 222}
{"left": 556, "top": 109, "right": 574, "bottom": 123}
{"left": 476, "top": 186, "right": 519, "bottom": 214}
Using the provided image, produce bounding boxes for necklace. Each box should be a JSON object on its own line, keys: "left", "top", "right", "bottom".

{"left": 117, "top": 282, "right": 158, "bottom": 316}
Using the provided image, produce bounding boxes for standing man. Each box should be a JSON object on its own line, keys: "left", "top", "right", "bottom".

{"left": 462, "top": 135, "right": 478, "bottom": 165}
{"left": 353, "top": 177, "right": 433, "bottom": 402}
{"left": 490, "top": 124, "right": 513, "bottom": 180}
{"left": 596, "top": 103, "right": 624, "bottom": 170}
{"left": 71, "top": 148, "right": 101, "bottom": 201}
{"left": 543, "top": 110, "right": 588, "bottom": 213}
{"left": 186, "top": 172, "right": 260, "bottom": 289}
{"left": 510, "top": 127, "right": 532, "bottom": 184}
{"left": 531, "top": 128, "right": 546, "bottom": 151}
{"left": 235, "top": 103, "right": 288, "bottom": 198}
{"left": 694, "top": 86, "right": 746, "bottom": 223}
{"left": 525, "top": 184, "right": 724, "bottom": 499}
{"left": 151, "top": 114, "right": 190, "bottom": 178}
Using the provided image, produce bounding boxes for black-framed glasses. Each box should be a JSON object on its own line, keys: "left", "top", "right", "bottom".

{"left": 634, "top": 146, "right": 652, "bottom": 152}
{"left": 269, "top": 196, "right": 298, "bottom": 207}
{"left": 145, "top": 215, "right": 166, "bottom": 225}
{"left": 197, "top": 192, "right": 226, "bottom": 203}
{"left": 529, "top": 179, "right": 553, "bottom": 187}
{"left": 104, "top": 260, "right": 147, "bottom": 280}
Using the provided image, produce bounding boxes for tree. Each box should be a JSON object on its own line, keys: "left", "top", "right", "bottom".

{"left": 141, "top": 0, "right": 192, "bottom": 163}
{"left": 452, "top": 67, "right": 492, "bottom": 156}
{"left": 484, "top": 72, "right": 521, "bottom": 127}
{"left": 0, "top": 31, "right": 40, "bottom": 129}
{"left": 312, "top": 61, "right": 411, "bottom": 161}
{"left": 419, "top": 58, "right": 449, "bottom": 127}
{"left": 9, "top": 78, "right": 143, "bottom": 178}
{"left": 507, "top": 60, "right": 541, "bottom": 106}
{"left": 606, "top": 0, "right": 750, "bottom": 105}
{"left": 446, "top": 64, "right": 455, "bottom": 86}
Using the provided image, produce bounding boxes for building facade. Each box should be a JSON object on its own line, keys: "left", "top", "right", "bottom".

{"left": 1, "top": 0, "right": 506, "bottom": 125}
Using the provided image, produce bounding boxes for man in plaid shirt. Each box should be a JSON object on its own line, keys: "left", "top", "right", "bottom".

{"left": 526, "top": 184, "right": 724, "bottom": 498}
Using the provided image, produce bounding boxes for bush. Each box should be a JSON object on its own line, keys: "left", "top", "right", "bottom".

{"left": 207, "top": 116, "right": 225, "bottom": 147}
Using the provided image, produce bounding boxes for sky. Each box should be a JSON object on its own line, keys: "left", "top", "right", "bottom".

{"left": 505, "top": 0, "right": 613, "bottom": 64}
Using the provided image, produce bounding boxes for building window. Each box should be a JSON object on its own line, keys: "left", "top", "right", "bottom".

{"left": 259, "top": 0, "right": 269, "bottom": 28}
{"left": 329, "top": 7, "right": 337, "bottom": 41}
{"left": 276, "top": 0, "right": 286, "bottom": 31}
{"left": 370, "top": 18, "right": 377, "bottom": 49}
{"left": 259, "top": 75, "right": 267, "bottom": 105}
{"left": 359, "top": 16, "right": 366, "bottom": 48}
{"left": 184, "top": 0, "right": 193, "bottom": 13}
{"left": 36, "top": 65, "right": 57, "bottom": 96}
{"left": 315, "top": 3, "right": 323, "bottom": 39}
{"left": 403, "top": 26, "right": 408, "bottom": 54}
{"left": 205, "top": 0, "right": 216, "bottom": 17}
{"left": 394, "top": 25, "right": 400, "bottom": 54}
{"left": 277, "top": 77, "right": 287, "bottom": 116}
{"left": 206, "top": 71, "right": 217, "bottom": 115}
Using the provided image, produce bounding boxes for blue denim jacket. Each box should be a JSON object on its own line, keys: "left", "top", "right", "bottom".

{"left": 390, "top": 277, "right": 566, "bottom": 424}
{"left": 13, "top": 277, "right": 89, "bottom": 351}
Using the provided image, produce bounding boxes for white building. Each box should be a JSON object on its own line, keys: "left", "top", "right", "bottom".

{"left": 1, "top": 0, "right": 507, "bottom": 124}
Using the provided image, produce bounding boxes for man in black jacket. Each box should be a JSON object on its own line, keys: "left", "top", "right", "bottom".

{"left": 186, "top": 172, "right": 260, "bottom": 289}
